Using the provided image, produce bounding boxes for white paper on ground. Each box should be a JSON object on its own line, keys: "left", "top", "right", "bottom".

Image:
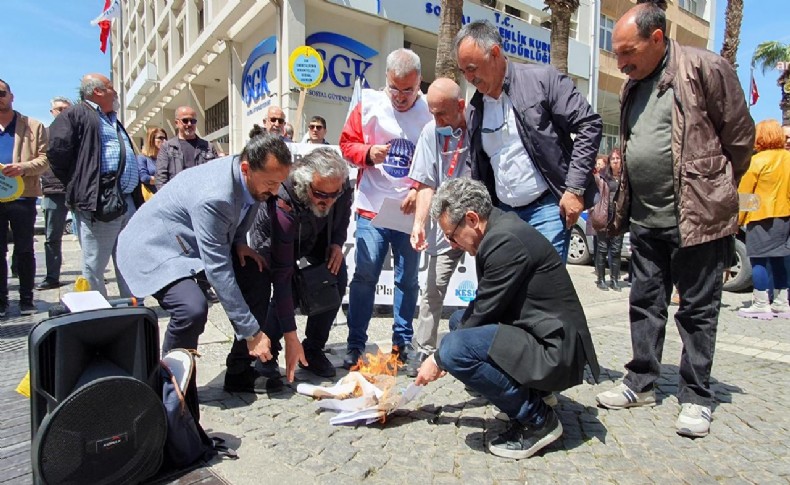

{"left": 61, "top": 291, "right": 112, "bottom": 313}
{"left": 371, "top": 197, "right": 414, "bottom": 234}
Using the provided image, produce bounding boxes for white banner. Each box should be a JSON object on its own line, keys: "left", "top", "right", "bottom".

{"left": 289, "top": 143, "right": 478, "bottom": 306}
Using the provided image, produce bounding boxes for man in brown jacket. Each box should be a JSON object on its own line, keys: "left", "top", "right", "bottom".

{"left": 0, "top": 78, "right": 49, "bottom": 317}
{"left": 595, "top": 2, "right": 754, "bottom": 438}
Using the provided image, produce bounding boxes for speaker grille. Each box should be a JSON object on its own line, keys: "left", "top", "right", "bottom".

{"left": 35, "top": 376, "right": 166, "bottom": 485}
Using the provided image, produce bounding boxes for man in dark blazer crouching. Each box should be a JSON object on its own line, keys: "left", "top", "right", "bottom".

{"left": 415, "top": 178, "right": 600, "bottom": 460}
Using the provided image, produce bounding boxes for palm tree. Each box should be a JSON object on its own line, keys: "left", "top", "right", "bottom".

{"left": 435, "top": 0, "right": 464, "bottom": 82}
{"left": 752, "top": 41, "right": 790, "bottom": 124}
{"left": 719, "top": 0, "right": 744, "bottom": 67}
{"left": 543, "top": 0, "right": 580, "bottom": 74}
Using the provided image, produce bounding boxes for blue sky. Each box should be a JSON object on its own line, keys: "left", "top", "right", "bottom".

{"left": 1, "top": 0, "right": 787, "bottom": 125}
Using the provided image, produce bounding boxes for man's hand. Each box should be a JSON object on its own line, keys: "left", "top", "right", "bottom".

{"left": 410, "top": 225, "right": 427, "bottom": 252}
{"left": 368, "top": 144, "right": 390, "bottom": 164}
{"left": 283, "top": 331, "right": 306, "bottom": 383}
{"left": 246, "top": 331, "right": 273, "bottom": 362}
{"left": 401, "top": 189, "right": 417, "bottom": 215}
{"left": 326, "top": 243, "right": 344, "bottom": 275}
{"left": 414, "top": 354, "right": 446, "bottom": 386}
{"left": 235, "top": 243, "right": 266, "bottom": 272}
{"left": 559, "top": 191, "right": 584, "bottom": 228}
{"left": 1, "top": 164, "right": 23, "bottom": 178}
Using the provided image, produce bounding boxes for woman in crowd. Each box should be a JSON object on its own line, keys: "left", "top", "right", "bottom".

{"left": 587, "top": 154, "right": 608, "bottom": 284}
{"left": 138, "top": 127, "right": 167, "bottom": 200}
{"left": 594, "top": 148, "right": 624, "bottom": 291}
{"left": 737, "top": 119, "right": 790, "bottom": 319}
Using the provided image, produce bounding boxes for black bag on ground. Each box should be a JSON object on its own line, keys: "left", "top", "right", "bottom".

{"left": 93, "top": 171, "right": 127, "bottom": 222}
{"left": 160, "top": 349, "right": 236, "bottom": 470}
{"left": 293, "top": 263, "right": 342, "bottom": 316}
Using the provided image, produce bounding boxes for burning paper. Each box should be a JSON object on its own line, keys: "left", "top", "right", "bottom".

{"left": 296, "top": 350, "right": 422, "bottom": 425}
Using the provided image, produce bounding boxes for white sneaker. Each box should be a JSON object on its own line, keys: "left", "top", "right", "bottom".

{"left": 738, "top": 290, "right": 774, "bottom": 320}
{"left": 771, "top": 289, "right": 790, "bottom": 318}
{"left": 596, "top": 383, "right": 656, "bottom": 409}
{"left": 675, "top": 403, "right": 712, "bottom": 438}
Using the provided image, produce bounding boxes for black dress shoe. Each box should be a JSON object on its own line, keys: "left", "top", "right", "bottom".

{"left": 342, "top": 348, "right": 363, "bottom": 370}
{"left": 224, "top": 367, "right": 283, "bottom": 394}
{"left": 405, "top": 349, "right": 429, "bottom": 378}
{"left": 596, "top": 280, "right": 609, "bottom": 290}
{"left": 300, "top": 347, "right": 337, "bottom": 378}
{"left": 35, "top": 279, "right": 62, "bottom": 290}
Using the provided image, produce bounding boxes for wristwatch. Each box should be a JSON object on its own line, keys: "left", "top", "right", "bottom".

{"left": 565, "top": 186, "right": 585, "bottom": 196}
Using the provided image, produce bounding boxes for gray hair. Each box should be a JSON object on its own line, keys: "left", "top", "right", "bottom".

{"left": 50, "top": 96, "right": 72, "bottom": 108}
{"left": 386, "top": 48, "right": 421, "bottom": 78}
{"left": 79, "top": 78, "right": 106, "bottom": 100}
{"left": 292, "top": 147, "right": 349, "bottom": 203}
{"left": 454, "top": 20, "right": 502, "bottom": 59}
{"left": 430, "top": 178, "right": 492, "bottom": 225}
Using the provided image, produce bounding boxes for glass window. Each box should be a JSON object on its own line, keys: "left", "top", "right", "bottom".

{"left": 599, "top": 15, "right": 614, "bottom": 52}
{"left": 679, "top": 0, "right": 699, "bottom": 16}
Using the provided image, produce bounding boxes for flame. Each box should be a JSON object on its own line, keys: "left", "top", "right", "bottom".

{"left": 351, "top": 348, "right": 403, "bottom": 378}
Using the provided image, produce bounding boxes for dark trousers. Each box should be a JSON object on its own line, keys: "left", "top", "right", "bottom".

{"left": 624, "top": 224, "right": 727, "bottom": 407}
{"left": 596, "top": 234, "right": 624, "bottom": 282}
{"left": 0, "top": 199, "right": 37, "bottom": 304}
{"left": 155, "top": 277, "right": 209, "bottom": 355}
{"left": 42, "top": 194, "right": 69, "bottom": 283}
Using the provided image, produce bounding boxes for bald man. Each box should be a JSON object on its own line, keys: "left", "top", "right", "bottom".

{"left": 404, "top": 78, "right": 470, "bottom": 376}
{"left": 48, "top": 73, "right": 142, "bottom": 298}
{"left": 263, "top": 106, "right": 286, "bottom": 137}
{"left": 155, "top": 105, "right": 218, "bottom": 189}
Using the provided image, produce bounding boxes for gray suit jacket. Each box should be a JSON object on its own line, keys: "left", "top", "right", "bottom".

{"left": 117, "top": 156, "right": 261, "bottom": 338}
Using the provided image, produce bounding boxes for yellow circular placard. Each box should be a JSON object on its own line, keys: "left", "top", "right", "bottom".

{"left": 0, "top": 164, "right": 24, "bottom": 203}
{"left": 288, "top": 46, "right": 324, "bottom": 89}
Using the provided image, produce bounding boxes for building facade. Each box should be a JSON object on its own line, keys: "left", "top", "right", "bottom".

{"left": 112, "top": 0, "right": 596, "bottom": 153}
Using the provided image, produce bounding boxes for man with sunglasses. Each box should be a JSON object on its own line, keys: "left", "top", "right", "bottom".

{"left": 415, "top": 177, "right": 599, "bottom": 460}
{"left": 339, "top": 48, "right": 432, "bottom": 369}
{"left": 155, "top": 106, "right": 218, "bottom": 189}
{"left": 263, "top": 106, "right": 287, "bottom": 137}
{"left": 0, "top": 79, "right": 50, "bottom": 317}
{"left": 306, "top": 116, "right": 329, "bottom": 144}
{"left": 224, "top": 147, "right": 352, "bottom": 392}
{"left": 455, "top": 20, "right": 602, "bottom": 263}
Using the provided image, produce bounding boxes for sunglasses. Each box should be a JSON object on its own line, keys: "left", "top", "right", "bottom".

{"left": 446, "top": 218, "right": 464, "bottom": 244}
{"left": 155, "top": 135, "right": 167, "bottom": 140}
{"left": 269, "top": 117, "right": 285, "bottom": 124}
{"left": 308, "top": 124, "right": 325, "bottom": 130}
{"left": 179, "top": 118, "right": 197, "bottom": 125}
{"left": 310, "top": 184, "right": 343, "bottom": 200}
{"left": 0, "top": 90, "right": 7, "bottom": 98}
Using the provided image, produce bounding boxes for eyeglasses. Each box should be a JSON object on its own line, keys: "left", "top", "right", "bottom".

{"left": 309, "top": 184, "right": 343, "bottom": 200}
{"left": 179, "top": 118, "right": 197, "bottom": 125}
{"left": 387, "top": 85, "right": 418, "bottom": 97}
{"left": 268, "top": 117, "right": 285, "bottom": 124}
{"left": 0, "top": 90, "right": 7, "bottom": 98}
{"left": 308, "top": 124, "right": 325, "bottom": 130}
{"left": 155, "top": 136, "right": 167, "bottom": 141}
{"left": 445, "top": 218, "right": 464, "bottom": 244}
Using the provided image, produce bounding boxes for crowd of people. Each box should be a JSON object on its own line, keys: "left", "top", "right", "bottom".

{"left": 0, "top": 0, "right": 779, "bottom": 460}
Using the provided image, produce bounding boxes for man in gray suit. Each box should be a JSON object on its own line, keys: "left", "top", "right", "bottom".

{"left": 116, "top": 134, "right": 294, "bottom": 373}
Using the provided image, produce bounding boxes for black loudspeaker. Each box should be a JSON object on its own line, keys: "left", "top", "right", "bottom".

{"left": 28, "top": 307, "right": 166, "bottom": 485}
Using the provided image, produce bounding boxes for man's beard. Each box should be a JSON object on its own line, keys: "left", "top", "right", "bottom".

{"left": 112, "top": 96, "right": 121, "bottom": 112}
{"left": 294, "top": 181, "right": 330, "bottom": 218}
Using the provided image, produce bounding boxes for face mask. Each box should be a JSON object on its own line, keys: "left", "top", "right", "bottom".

{"left": 436, "top": 125, "right": 462, "bottom": 138}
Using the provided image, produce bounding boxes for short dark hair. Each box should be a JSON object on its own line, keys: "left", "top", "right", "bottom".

{"left": 0, "top": 78, "right": 9, "bottom": 92}
{"left": 241, "top": 133, "right": 292, "bottom": 171}
{"left": 249, "top": 124, "right": 265, "bottom": 139}
{"left": 310, "top": 115, "right": 327, "bottom": 129}
{"left": 634, "top": 2, "right": 667, "bottom": 39}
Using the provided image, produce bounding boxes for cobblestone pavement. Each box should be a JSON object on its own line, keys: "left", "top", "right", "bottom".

{"left": 1, "top": 236, "right": 789, "bottom": 484}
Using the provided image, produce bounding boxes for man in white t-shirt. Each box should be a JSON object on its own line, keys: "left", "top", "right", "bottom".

{"left": 339, "top": 48, "right": 433, "bottom": 369}
{"left": 405, "top": 78, "right": 470, "bottom": 376}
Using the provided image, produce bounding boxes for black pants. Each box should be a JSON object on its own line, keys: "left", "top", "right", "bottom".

{"left": 596, "top": 234, "right": 624, "bottom": 282}
{"left": 155, "top": 277, "right": 209, "bottom": 355}
{"left": 0, "top": 199, "right": 37, "bottom": 304}
{"left": 624, "top": 224, "right": 727, "bottom": 407}
{"left": 225, "top": 252, "right": 348, "bottom": 375}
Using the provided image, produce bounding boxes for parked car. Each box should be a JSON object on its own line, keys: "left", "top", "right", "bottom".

{"left": 567, "top": 212, "right": 752, "bottom": 293}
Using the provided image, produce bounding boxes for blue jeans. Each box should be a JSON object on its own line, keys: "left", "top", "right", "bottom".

{"left": 438, "top": 324, "right": 548, "bottom": 425}
{"left": 346, "top": 216, "right": 419, "bottom": 351}
{"left": 42, "top": 194, "right": 69, "bottom": 283}
{"left": 499, "top": 191, "right": 570, "bottom": 263}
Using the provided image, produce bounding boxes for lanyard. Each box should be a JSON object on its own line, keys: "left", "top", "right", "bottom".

{"left": 442, "top": 131, "right": 465, "bottom": 178}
